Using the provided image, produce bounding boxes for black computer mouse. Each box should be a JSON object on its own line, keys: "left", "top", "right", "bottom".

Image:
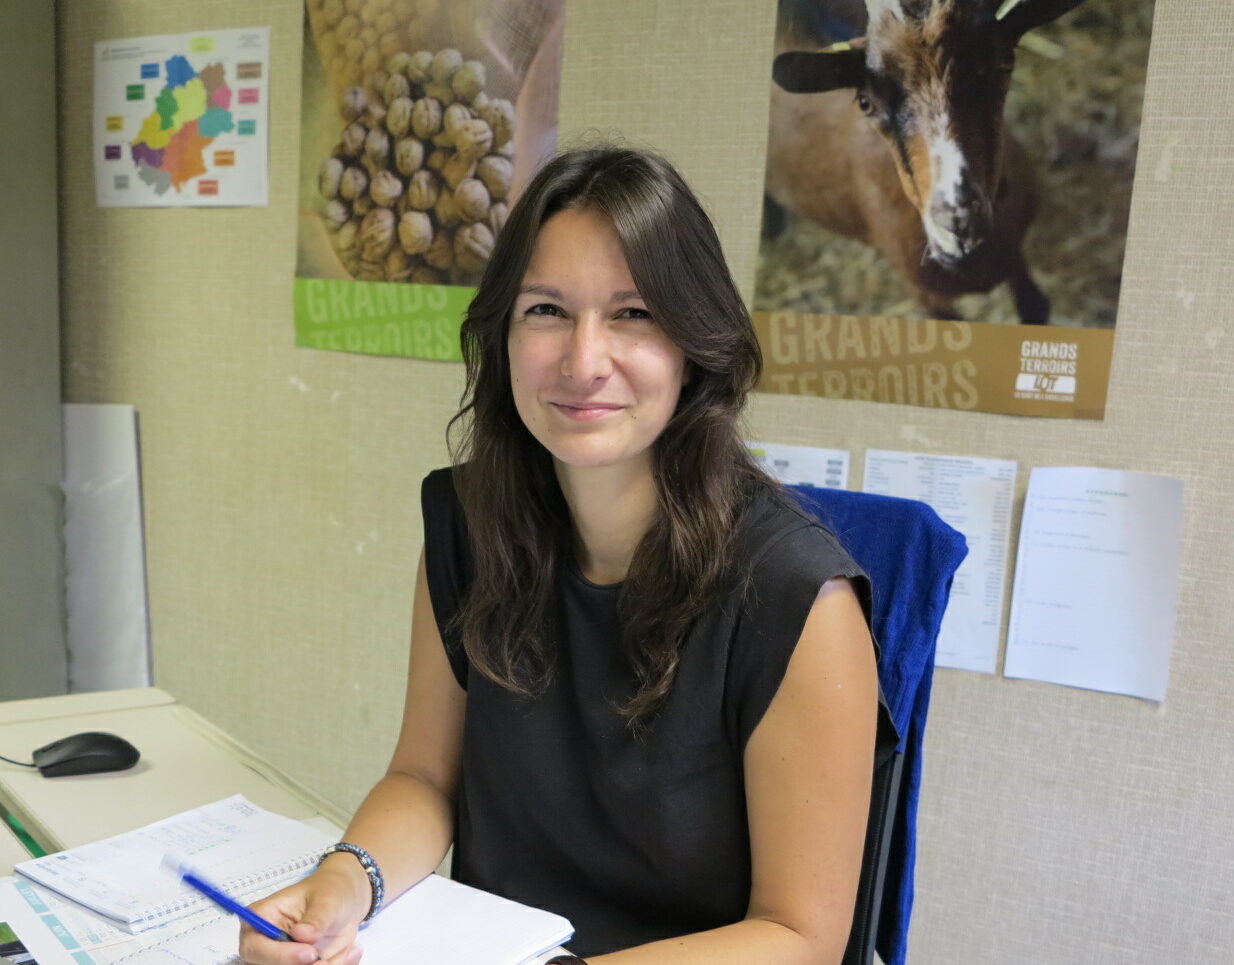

{"left": 32, "top": 731, "right": 141, "bottom": 778}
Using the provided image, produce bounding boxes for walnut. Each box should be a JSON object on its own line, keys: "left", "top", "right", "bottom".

{"left": 411, "top": 265, "right": 444, "bottom": 285}
{"left": 370, "top": 70, "right": 389, "bottom": 100}
{"left": 454, "top": 118, "right": 493, "bottom": 161}
{"left": 442, "top": 103, "right": 472, "bottom": 144}
{"left": 454, "top": 221, "right": 494, "bottom": 272}
{"left": 364, "top": 101, "right": 387, "bottom": 129}
{"left": 340, "top": 122, "right": 367, "bottom": 157}
{"left": 335, "top": 14, "right": 360, "bottom": 41}
{"left": 364, "top": 126, "right": 391, "bottom": 164}
{"left": 322, "top": 198, "right": 351, "bottom": 231}
{"left": 383, "top": 71, "right": 411, "bottom": 105}
{"left": 411, "top": 97, "right": 443, "bottom": 139}
{"left": 441, "top": 152, "right": 476, "bottom": 190}
{"left": 406, "top": 49, "right": 434, "bottom": 84}
{"left": 356, "top": 260, "right": 384, "bottom": 281}
{"left": 479, "top": 99, "right": 514, "bottom": 148}
{"left": 320, "top": 0, "right": 345, "bottom": 28}
{"left": 370, "top": 169, "right": 404, "bottom": 208}
{"left": 339, "top": 86, "right": 368, "bottom": 122}
{"left": 406, "top": 169, "right": 440, "bottom": 210}
{"left": 476, "top": 154, "right": 512, "bottom": 201}
{"left": 386, "top": 51, "right": 414, "bottom": 77}
{"left": 424, "top": 80, "right": 456, "bottom": 106}
{"left": 351, "top": 194, "right": 373, "bottom": 216}
{"left": 486, "top": 200, "right": 508, "bottom": 237}
{"left": 384, "top": 247, "right": 413, "bottom": 283}
{"left": 332, "top": 216, "right": 361, "bottom": 253}
{"left": 431, "top": 48, "right": 462, "bottom": 83}
{"left": 360, "top": 207, "right": 397, "bottom": 261}
{"left": 385, "top": 96, "right": 413, "bottom": 137}
{"left": 426, "top": 147, "right": 448, "bottom": 172}
{"left": 424, "top": 229, "right": 455, "bottom": 270}
{"left": 319, "top": 156, "right": 345, "bottom": 199}
{"left": 394, "top": 136, "right": 424, "bottom": 176}
{"left": 398, "top": 210, "right": 434, "bottom": 255}
{"left": 339, "top": 165, "right": 368, "bottom": 201}
{"left": 470, "top": 90, "right": 490, "bottom": 113}
{"left": 453, "top": 178, "right": 490, "bottom": 222}
{"left": 434, "top": 189, "right": 461, "bottom": 226}
{"left": 451, "top": 60, "right": 486, "bottom": 103}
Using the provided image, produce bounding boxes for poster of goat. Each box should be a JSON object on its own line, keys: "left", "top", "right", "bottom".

{"left": 754, "top": 0, "right": 1154, "bottom": 418}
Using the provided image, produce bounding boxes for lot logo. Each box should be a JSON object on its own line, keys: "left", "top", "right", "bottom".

{"left": 1015, "top": 340, "right": 1078, "bottom": 401}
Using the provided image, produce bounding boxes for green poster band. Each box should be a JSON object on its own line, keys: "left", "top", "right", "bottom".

{"left": 293, "top": 277, "right": 471, "bottom": 361}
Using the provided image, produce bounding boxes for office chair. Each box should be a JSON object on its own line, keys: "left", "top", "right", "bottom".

{"left": 786, "top": 485, "right": 967, "bottom": 965}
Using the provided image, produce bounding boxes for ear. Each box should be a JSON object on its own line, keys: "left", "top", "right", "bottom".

{"left": 996, "top": 0, "right": 1088, "bottom": 37}
{"left": 772, "top": 41, "right": 868, "bottom": 94}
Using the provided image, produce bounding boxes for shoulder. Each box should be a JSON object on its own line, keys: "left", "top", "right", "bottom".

{"left": 734, "top": 485, "right": 866, "bottom": 600}
{"left": 421, "top": 465, "right": 472, "bottom": 591}
{"left": 421, "top": 465, "right": 459, "bottom": 509}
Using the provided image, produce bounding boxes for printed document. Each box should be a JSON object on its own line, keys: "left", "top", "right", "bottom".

{"left": 863, "top": 449, "right": 1016, "bottom": 673}
{"left": 1004, "top": 467, "right": 1183, "bottom": 700}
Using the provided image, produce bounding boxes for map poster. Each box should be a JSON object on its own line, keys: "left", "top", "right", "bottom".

{"left": 293, "top": 0, "right": 564, "bottom": 360}
{"left": 93, "top": 27, "right": 271, "bottom": 207}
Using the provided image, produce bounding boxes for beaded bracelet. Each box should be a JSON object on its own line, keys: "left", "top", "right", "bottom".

{"left": 319, "top": 842, "right": 385, "bottom": 922}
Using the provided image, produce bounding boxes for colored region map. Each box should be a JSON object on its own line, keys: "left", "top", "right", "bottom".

{"left": 94, "top": 27, "right": 270, "bottom": 206}
{"left": 130, "top": 55, "right": 234, "bottom": 194}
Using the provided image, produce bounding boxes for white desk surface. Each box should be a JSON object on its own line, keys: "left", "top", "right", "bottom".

{"left": 0, "top": 687, "right": 344, "bottom": 855}
{"left": 0, "top": 818, "right": 29, "bottom": 874}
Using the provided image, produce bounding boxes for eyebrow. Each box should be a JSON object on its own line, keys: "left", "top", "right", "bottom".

{"left": 518, "top": 284, "right": 645, "bottom": 303}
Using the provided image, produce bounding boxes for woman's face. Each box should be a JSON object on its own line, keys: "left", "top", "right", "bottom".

{"left": 508, "top": 206, "right": 687, "bottom": 476}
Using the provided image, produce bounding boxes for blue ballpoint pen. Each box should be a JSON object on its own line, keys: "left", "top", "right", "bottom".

{"left": 163, "top": 855, "right": 322, "bottom": 961}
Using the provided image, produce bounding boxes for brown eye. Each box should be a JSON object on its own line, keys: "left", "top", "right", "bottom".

{"left": 856, "top": 92, "right": 874, "bottom": 115}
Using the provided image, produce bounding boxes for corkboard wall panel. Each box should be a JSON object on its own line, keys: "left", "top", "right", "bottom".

{"left": 57, "top": 1, "right": 1234, "bottom": 961}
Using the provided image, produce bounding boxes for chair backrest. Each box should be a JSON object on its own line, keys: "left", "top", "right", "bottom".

{"left": 786, "top": 485, "right": 967, "bottom": 965}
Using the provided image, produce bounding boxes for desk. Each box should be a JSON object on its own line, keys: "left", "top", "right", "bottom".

{"left": 0, "top": 817, "right": 28, "bottom": 873}
{"left": 0, "top": 687, "right": 344, "bottom": 868}
{"left": 0, "top": 688, "right": 569, "bottom": 962}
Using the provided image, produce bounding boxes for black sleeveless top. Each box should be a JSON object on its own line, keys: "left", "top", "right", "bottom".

{"left": 421, "top": 467, "right": 883, "bottom": 957}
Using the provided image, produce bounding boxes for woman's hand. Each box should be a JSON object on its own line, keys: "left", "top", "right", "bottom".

{"left": 239, "top": 860, "right": 371, "bottom": 965}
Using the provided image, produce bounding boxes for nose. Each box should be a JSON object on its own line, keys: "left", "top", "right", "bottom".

{"left": 561, "top": 314, "right": 613, "bottom": 384}
{"left": 928, "top": 181, "right": 992, "bottom": 260}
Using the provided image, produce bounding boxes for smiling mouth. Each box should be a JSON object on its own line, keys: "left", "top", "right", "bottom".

{"left": 551, "top": 402, "right": 624, "bottom": 421}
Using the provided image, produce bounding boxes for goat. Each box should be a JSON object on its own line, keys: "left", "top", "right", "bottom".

{"left": 765, "top": 0, "right": 1090, "bottom": 325}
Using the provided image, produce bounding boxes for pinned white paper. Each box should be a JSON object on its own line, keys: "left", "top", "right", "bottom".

{"left": 863, "top": 449, "right": 1017, "bottom": 673}
{"left": 1004, "top": 467, "right": 1184, "bottom": 701}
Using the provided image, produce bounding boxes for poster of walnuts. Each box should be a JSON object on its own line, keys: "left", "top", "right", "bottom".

{"left": 755, "top": 0, "right": 1155, "bottom": 418}
{"left": 294, "top": 0, "right": 564, "bottom": 359}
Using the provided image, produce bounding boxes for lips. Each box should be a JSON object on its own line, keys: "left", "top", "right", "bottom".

{"left": 550, "top": 401, "right": 624, "bottom": 421}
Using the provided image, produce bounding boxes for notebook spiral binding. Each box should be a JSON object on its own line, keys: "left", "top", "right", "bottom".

{"left": 128, "top": 848, "right": 322, "bottom": 928}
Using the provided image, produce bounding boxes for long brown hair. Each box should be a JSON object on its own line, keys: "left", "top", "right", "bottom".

{"left": 448, "top": 146, "right": 770, "bottom": 723}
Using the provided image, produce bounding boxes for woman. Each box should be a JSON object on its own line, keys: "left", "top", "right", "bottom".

{"left": 242, "top": 147, "right": 889, "bottom": 965}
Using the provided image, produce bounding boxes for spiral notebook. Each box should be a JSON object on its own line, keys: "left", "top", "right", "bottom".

{"left": 14, "top": 795, "right": 332, "bottom": 933}
{"left": 102, "top": 873, "right": 573, "bottom": 965}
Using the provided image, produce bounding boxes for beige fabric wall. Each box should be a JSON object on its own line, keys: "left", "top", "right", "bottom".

{"left": 57, "top": 0, "right": 1233, "bottom": 960}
